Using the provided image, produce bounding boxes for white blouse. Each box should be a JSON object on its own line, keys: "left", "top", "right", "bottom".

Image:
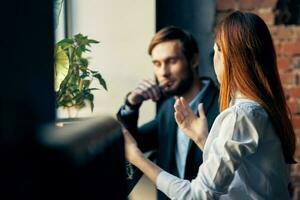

{"left": 157, "top": 99, "right": 290, "bottom": 200}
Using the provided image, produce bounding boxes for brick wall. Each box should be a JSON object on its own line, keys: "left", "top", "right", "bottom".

{"left": 216, "top": 0, "right": 300, "bottom": 199}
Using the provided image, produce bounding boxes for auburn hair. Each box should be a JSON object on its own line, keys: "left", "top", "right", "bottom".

{"left": 214, "top": 11, "right": 296, "bottom": 164}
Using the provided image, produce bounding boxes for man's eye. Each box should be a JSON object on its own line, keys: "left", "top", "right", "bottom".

{"left": 169, "top": 59, "right": 177, "bottom": 64}
{"left": 153, "top": 62, "right": 160, "bottom": 67}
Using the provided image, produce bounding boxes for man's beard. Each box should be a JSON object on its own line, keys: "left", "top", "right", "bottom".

{"left": 156, "top": 66, "right": 194, "bottom": 97}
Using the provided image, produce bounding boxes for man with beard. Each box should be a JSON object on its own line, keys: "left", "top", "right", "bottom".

{"left": 117, "top": 26, "right": 219, "bottom": 200}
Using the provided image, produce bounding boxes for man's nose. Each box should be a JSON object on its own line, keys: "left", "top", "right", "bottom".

{"left": 160, "top": 64, "right": 170, "bottom": 77}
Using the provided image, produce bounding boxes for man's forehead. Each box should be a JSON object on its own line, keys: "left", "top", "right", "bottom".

{"left": 153, "top": 40, "right": 182, "bottom": 50}
{"left": 151, "top": 40, "right": 184, "bottom": 60}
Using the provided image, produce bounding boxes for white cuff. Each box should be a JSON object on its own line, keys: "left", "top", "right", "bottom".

{"left": 157, "top": 171, "right": 190, "bottom": 199}
{"left": 157, "top": 171, "right": 175, "bottom": 192}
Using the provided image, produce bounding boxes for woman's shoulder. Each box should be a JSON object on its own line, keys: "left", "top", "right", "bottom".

{"left": 217, "top": 99, "right": 268, "bottom": 123}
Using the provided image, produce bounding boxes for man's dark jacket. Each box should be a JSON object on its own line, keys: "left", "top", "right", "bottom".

{"left": 117, "top": 78, "right": 219, "bottom": 200}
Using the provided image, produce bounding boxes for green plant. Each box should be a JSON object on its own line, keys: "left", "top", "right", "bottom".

{"left": 55, "top": 33, "right": 107, "bottom": 113}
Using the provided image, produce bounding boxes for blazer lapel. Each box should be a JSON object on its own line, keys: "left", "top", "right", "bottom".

{"left": 164, "top": 98, "right": 178, "bottom": 173}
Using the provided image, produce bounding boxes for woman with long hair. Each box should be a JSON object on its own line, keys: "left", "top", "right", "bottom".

{"left": 123, "top": 11, "right": 296, "bottom": 199}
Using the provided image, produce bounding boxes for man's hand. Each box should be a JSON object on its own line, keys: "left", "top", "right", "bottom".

{"left": 174, "top": 97, "right": 208, "bottom": 150}
{"left": 127, "top": 79, "right": 161, "bottom": 105}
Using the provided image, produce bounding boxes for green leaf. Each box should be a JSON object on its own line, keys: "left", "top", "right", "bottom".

{"left": 88, "top": 88, "right": 100, "bottom": 91}
{"left": 82, "top": 80, "right": 91, "bottom": 89}
{"left": 54, "top": 46, "right": 69, "bottom": 91}
{"left": 90, "top": 70, "right": 98, "bottom": 74}
{"left": 79, "top": 45, "right": 87, "bottom": 52}
{"left": 80, "top": 58, "right": 89, "bottom": 67}
{"left": 93, "top": 73, "right": 107, "bottom": 90}
{"left": 55, "top": 33, "right": 107, "bottom": 112}
{"left": 80, "top": 73, "right": 89, "bottom": 79}
{"left": 86, "top": 94, "right": 94, "bottom": 111}
{"left": 88, "top": 39, "right": 99, "bottom": 44}
{"left": 57, "top": 38, "right": 74, "bottom": 46}
{"left": 75, "top": 48, "right": 83, "bottom": 57}
{"left": 74, "top": 33, "right": 84, "bottom": 41}
{"left": 60, "top": 43, "right": 72, "bottom": 50}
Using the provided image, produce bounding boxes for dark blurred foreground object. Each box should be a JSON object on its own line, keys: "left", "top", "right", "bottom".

{"left": 38, "top": 117, "right": 127, "bottom": 200}
{"left": 0, "top": 0, "right": 127, "bottom": 199}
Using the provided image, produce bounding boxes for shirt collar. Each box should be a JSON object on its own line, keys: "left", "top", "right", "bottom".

{"left": 189, "top": 79, "right": 210, "bottom": 113}
{"left": 230, "top": 98, "right": 260, "bottom": 107}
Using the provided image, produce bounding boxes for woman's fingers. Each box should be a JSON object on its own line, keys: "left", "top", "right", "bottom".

{"left": 198, "top": 103, "right": 206, "bottom": 119}
{"left": 174, "top": 98, "right": 208, "bottom": 148}
{"left": 174, "top": 111, "right": 184, "bottom": 124}
{"left": 174, "top": 99, "right": 185, "bottom": 126}
{"left": 175, "top": 97, "right": 195, "bottom": 122}
{"left": 180, "top": 97, "right": 194, "bottom": 116}
{"left": 175, "top": 97, "right": 185, "bottom": 113}
{"left": 174, "top": 99, "right": 184, "bottom": 113}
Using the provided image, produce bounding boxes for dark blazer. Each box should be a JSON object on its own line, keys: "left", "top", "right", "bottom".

{"left": 117, "top": 77, "right": 219, "bottom": 200}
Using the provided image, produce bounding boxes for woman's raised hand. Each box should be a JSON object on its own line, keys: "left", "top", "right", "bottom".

{"left": 174, "top": 97, "right": 209, "bottom": 150}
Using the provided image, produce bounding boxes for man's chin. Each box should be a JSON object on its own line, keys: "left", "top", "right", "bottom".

{"left": 162, "top": 90, "right": 174, "bottom": 96}
{"left": 162, "top": 88, "right": 180, "bottom": 96}
{"left": 163, "top": 83, "right": 192, "bottom": 97}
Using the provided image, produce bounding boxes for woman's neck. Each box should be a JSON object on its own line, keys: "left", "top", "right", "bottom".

{"left": 233, "top": 90, "right": 248, "bottom": 100}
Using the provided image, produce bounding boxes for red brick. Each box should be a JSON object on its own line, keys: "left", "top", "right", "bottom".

{"left": 295, "top": 132, "right": 300, "bottom": 146}
{"left": 292, "top": 27, "right": 300, "bottom": 41}
{"left": 296, "top": 29, "right": 300, "bottom": 43}
{"left": 256, "top": 9, "right": 275, "bottom": 26}
{"left": 280, "top": 72, "right": 296, "bottom": 86}
{"left": 292, "top": 116, "right": 300, "bottom": 129}
{"left": 296, "top": 73, "right": 300, "bottom": 85}
{"left": 285, "top": 86, "right": 300, "bottom": 100}
{"left": 269, "top": 26, "right": 278, "bottom": 36}
{"left": 260, "top": 0, "right": 277, "bottom": 8}
{"left": 282, "top": 42, "right": 300, "bottom": 56}
{"left": 295, "top": 131, "right": 300, "bottom": 144}
{"left": 289, "top": 87, "right": 300, "bottom": 99}
{"left": 293, "top": 134, "right": 300, "bottom": 166}
{"left": 278, "top": 56, "right": 292, "bottom": 71}
{"left": 239, "top": 0, "right": 256, "bottom": 10}
{"left": 294, "top": 27, "right": 300, "bottom": 33}
{"left": 288, "top": 100, "right": 300, "bottom": 114}
{"left": 274, "top": 42, "right": 282, "bottom": 55}
{"left": 293, "top": 56, "right": 300, "bottom": 69}
{"left": 294, "top": 70, "right": 300, "bottom": 85}
{"left": 272, "top": 26, "right": 294, "bottom": 42}
{"left": 294, "top": 152, "right": 300, "bottom": 160}
{"left": 217, "top": 0, "right": 236, "bottom": 11}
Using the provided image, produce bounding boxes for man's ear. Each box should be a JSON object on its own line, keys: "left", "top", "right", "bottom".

{"left": 191, "top": 54, "right": 199, "bottom": 69}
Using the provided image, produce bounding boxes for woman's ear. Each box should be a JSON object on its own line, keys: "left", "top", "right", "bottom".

{"left": 191, "top": 54, "right": 199, "bottom": 69}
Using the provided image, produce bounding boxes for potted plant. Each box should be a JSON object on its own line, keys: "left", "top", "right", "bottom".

{"left": 54, "top": 33, "right": 107, "bottom": 118}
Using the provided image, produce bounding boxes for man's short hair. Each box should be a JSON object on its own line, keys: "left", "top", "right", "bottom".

{"left": 148, "top": 26, "right": 199, "bottom": 62}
